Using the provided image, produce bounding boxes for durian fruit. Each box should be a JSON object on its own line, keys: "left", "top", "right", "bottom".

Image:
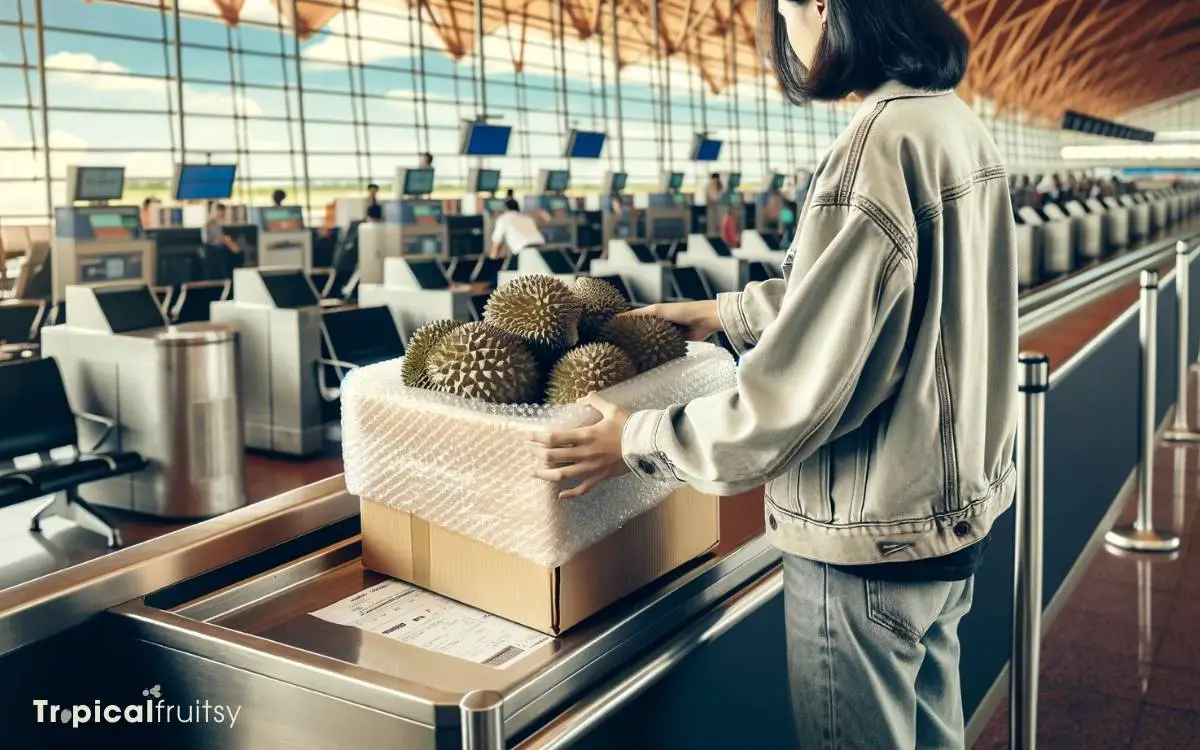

{"left": 573, "top": 276, "right": 631, "bottom": 342}
{"left": 597, "top": 315, "right": 688, "bottom": 373}
{"left": 402, "top": 319, "right": 464, "bottom": 389}
{"left": 484, "top": 275, "right": 582, "bottom": 362}
{"left": 546, "top": 343, "right": 637, "bottom": 405}
{"left": 425, "top": 322, "right": 540, "bottom": 404}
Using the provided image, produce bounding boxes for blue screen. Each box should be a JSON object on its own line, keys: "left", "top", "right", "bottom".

{"left": 403, "top": 169, "right": 435, "bottom": 195}
{"left": 174, "top": 164, "right": 237, "bottom": 201}
{"left": 568, "top": 131, "right": 606, "bottom": 159}
{"left": 694, "top": 139, "right": 722, "bottom": 162}
{"left": 464, "top": 123, "right": 512, "bottom": 157}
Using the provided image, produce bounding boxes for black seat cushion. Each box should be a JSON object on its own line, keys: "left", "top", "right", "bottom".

{"left": 0, "top": 451, "right": 146, "bottom": 508}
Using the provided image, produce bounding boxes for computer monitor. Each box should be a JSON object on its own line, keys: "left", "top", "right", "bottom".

{"left": 261, "top": 270, "right": 319, "bottom": 309}
{"left": 78, "top": 252, "right": 145, "bottom": 284}
{"left": 539, "top": 249, "right": 576, "bottom": 275}
{"left": 173, "top": 164, "right": 237, "bottom": 201}
{"left": 707, "top": 237, "right": 733, "bottom": 257}
{"left": 0, "top": 302, "right": 41, "bottom": 344}
{"left": 541, "top": 224, "right": 573, "bottom": 245}
{"left": 259, "top": 206, "right": 305, "bottom": 231}
{"left": 460, "top": 122, "right": 512, "bottom": 157}
{"left": 469, "top": 168, "right": 502, "bottom": 194}
{"left": 540, "top": 169, "right": 571, "bottom": 193}
{"left": 603, "top": 171, "right": 628, "bottom": 194}
{"left": 565, "top": 130, "right": 607, "bottom": 159}
{"left": 400, "top": 168, "right": 436, "bottom": 196}
{"left": 661, "top": 171, "right": 685, "bottom": 192}
{"left": 691, "top": 136, "right": 722, "bottom": 162}
{"left": 483, "top": 198, "right": 508, "bottom": 215}
{"left": 445, "top": 215, "right": 484, "bottom": 258}
{"left": 671, "top": 266, "right": 711, "bottom": 301}
{"left": 94, "top": 286, "right": 167, "bottom": 334}
{"left": 628, "top": 243, "right": 657, "bottom": 264}
{"left": 68, "top": 166, "right": 126, "bottom": 202}
{"left": 407, "top": 257, "right": 450, "bottom": 290}
{"left": 726, "top": 172, "right": 742, "bottom": 191}
{"left": 769, "top": 173, "right": 785, "bottom": 191}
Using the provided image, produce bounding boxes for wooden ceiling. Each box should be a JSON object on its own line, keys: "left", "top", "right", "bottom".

{"left": 121, "top": 0, "right": 1200, "bottom": 121}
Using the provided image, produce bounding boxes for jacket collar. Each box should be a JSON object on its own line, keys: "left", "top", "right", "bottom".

{"left": 859, "top": 80, "right": 952, "bottom": 110}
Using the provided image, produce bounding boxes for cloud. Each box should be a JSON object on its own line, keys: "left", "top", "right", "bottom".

{"left": 44, "top": 51, "right": 264, "bottom": 117}
{"left": 0, "top": 120, "right": 91, "bottom": 218}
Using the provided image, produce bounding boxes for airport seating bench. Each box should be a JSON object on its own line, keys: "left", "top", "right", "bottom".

{"left": 0, "top": 356, "right": 147, "bottom": 548}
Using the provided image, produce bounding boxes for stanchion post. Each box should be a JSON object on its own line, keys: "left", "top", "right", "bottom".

{"left": 461, "top": 690, "right": 505, "bottom": 750}
{"left": 1106, "top": 270, "right": 1181, "bottom": 553}
{"left": 1164, "top": 241, "right": 1200, "bottom": 442}
{"left": 1011, "top": 352, "right": 1048, "bottom": 750}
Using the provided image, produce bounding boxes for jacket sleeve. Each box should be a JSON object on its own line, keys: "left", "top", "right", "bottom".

{"left": 622, "top": 205, "right": 915, "bottom": 496}
{"left": 716, "top": 281, "right": 786, "bottom": 354}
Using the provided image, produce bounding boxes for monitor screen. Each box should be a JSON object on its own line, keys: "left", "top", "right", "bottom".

{"left": 542, "top": 224, "right": 573, "bottom": 245}
{"left": 567, "top": 130, "right": 606, "bottom": 159}
{"left": 629, "top": 243, "right": 657, "bottom": 264}
{"left": 650, "top": 217, "right": 687, "bottom": 241}
{"left": 174, "top": 164, "right": 237, "bottom": 201}
{"left": 769, "top": 173, "right": 785, "bottom": 191}
{"left": 446, "top": 215, "right": 484, "bottom": 257}
{"left": 407, "top": 258, "right": 449, "bottom": 290}
{"left": 261, "top": 206, "right": 305, "bottom": 232}
{"left": 94, "top": 287, "right": 165, "bottom": 334}
{"left": 707, "top": 237, "right": 732, "bottom": 257}
{"left": 547, "top": 196, "right": 571, "bottom": 213}
{"left": 85, "top": 210, "right": 139, "bottom": 240}
{"left": 402, "top": 168, "right": 436, "bottom": 196}
{"left": 0, "top": 303, "right": 40, "bottom": 344}
{"left": 665, "top": 172, "right": 684, "bottom": 191}
{"left": 692, "top": 137, "right": 723, "bottom": 162}
{"left": 540, "top": 249, "right": 576, "bottom": 275}
{"left": 545, "top": 170, "right": 570, "bottom": 193}
{"left": 261, "top": 270, "right": 318, "bottom": 309}
{"left": 474, "top": 169, "right": 501, "bottom": 193}
{"left": 726, "top": 172, "right": 742, "bottom": 191}
{"left": 606, "top": 172, "right": 628, "bottom": 193}
{"left": 72, "top": 167, "right": 126, "bottom": 202}
{"left": 78, "top": 251, "right": 144, "bottom": 283}
{"left": 671, "top": 266, "right": 710, "bottom": 301}
{"left": 462, "top": 122, "right": 512, "bottom": 157}
{"left": 483, "top": 198, "right": 508, "bottom": 215}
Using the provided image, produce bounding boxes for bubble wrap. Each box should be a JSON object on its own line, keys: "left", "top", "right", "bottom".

{"left": 342, "top": 342, "right": 736, "bottom": 567}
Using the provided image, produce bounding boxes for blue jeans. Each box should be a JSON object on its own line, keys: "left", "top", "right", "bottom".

{"left": 783, "top": 554, "right": 975, "bottom": 750}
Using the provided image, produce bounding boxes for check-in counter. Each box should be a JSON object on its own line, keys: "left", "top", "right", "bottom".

{"left": 1098, "top": 197, "right": 1131, "bottom": 251}
{"left": 1063, "top": 200, "right": 1103, "bottom": 262}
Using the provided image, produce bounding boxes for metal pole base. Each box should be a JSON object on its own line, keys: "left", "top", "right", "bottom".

{"left": 1105, "top": 526, "right": 1181, "bottom": 554}
{"left": 1104, "top": 544, "right": 1181, "bottom": 562}
{"left": 1163, "top": 428, "right": 1200, "bottom": 443}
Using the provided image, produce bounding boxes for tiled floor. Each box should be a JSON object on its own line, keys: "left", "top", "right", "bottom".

{"left": 974, "top": 441, "right": 1200, "bottom": 749}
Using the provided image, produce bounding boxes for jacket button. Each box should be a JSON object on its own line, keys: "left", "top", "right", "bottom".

{"left": 954, "top": 521, "right": 972, "bottom": 538}
{"left": 769, "top": 514, "right": 778, "bottom": 531}
{"left": 636, "top": 459, "right": 656, "bottom": 476}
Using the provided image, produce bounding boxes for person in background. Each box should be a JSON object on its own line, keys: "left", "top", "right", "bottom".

{"left": 140, "top": 197, "right": 155, "bottom": 228}
{"left": 490, "top": 199, "right": 544, "bottom": 260}
{"left": 272, "top": 189, "right": 287, "bottom": 207}
{"left": 365, "top": 203, "right": 383, "bottom": 223}
{"left": 419, "top": 152, "right": 434, "bottom": 169}
{"left": 366, "top": 183, "right": 380, "bottom": 211}
{"left": 202, "top": 203, "right": 242, "bottom": 280}
{"left": 704, "top": 173, "right": 725, "bottom": 205}
{"left": 529, "top": 0, "right": 1016, "bottom": 747}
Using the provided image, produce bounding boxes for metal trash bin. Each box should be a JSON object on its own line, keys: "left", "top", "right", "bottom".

{"left": 150, "top": 323, "right": 246, "bottom": 518}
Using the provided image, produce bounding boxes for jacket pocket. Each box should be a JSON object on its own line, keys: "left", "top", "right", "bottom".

{"left": 865, "top": 578, "right": 955, "bottom": 644}
{"left": 794, "top": 446, "right": 833, "bottom": 523}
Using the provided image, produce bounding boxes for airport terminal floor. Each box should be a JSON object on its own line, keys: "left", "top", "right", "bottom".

{"left": 4, "top": 0, "right": 1200, "bottom": 748}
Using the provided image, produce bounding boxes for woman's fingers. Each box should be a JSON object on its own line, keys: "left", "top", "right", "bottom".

{"left": 531, "top": 461, "right": 603, "bottom": 484}
{"left": 529, "top": 444, "right": 595, "bottom": 464}
{"left": 559, "top": 474, "right": 606, "bottom": 500}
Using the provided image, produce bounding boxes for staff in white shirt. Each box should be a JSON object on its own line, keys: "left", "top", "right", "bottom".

{"left": 490, "top": 199, "right": 546, "bottom": 259}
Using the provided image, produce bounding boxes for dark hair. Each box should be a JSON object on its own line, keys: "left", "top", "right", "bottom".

{"left": 420, "top": 152, "right": 433, "bottom": 165}
{"left": 710, "top": 172, "right": 721, "bottom": 181}
{"left": 761, "top": 0, "right": 969, "bottom": 104}
{"left": 367, "top": 183, "right": 380, "bottom": 191}
{"left": 366, "top": 204, "right": 383, "bottom": 220}
{"left": 504, "top": 199, "right": 520, "bottom": 212}
{"left": 142, "top": 198, "right": 153, "bottom": 207}
{"left": 272, "top": 189, "right": 286, "bottom": 205}
{"left": 214, "top": 202, "right": 227, "bottom": 212}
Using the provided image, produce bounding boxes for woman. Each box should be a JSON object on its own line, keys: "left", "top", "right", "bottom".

{"left": 531, "top": 0, "right": 1018, "bottom": 748}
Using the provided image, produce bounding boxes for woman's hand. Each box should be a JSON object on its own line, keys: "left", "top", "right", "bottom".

{"left": 625, "top": 300, "right": 721, "bottom": 342}
{"left": 530, "top": 394, "right": 631, "bottom": 499}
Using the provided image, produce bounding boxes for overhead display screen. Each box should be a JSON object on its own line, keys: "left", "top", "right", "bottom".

{"left": 71, "top": 166, "right": 126, "bottom": 202}
{"left": 461, "top": 122, "right": 513, "bottom": 157}
{"left": 473, "top": 169, "right": 501, "bottom": 193}
{"left": 605, "top": 172, "right": 628, "bottom": 193}
{"left": 692, "top": 137, "right": 723, "bottom": 162}
{"left": 174, "top": 164, "right": 237, "bottom": 201}
{"left": 566, "top": 130, "right": 606, "bottom": 159}
{"left": 664, "top": 171, "right": 684, "bottom": 190}
{"left": 544, "top": 170, "right": 570, "bottom": 193}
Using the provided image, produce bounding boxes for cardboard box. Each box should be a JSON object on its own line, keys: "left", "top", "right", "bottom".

{"left": 361, "top": 486, "right": 721, "bottom": 635}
